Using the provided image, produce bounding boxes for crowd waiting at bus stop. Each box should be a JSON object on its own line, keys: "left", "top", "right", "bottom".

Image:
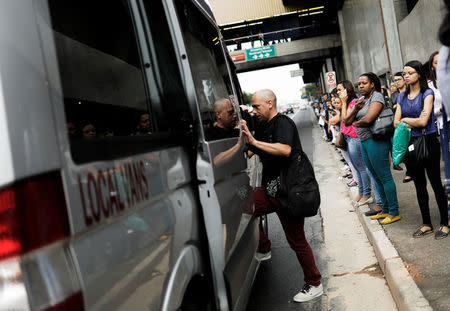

{"left": 312, "top": 11, "right": 450, "bottom": 240}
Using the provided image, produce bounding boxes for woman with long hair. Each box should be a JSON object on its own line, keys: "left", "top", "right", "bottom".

{"left": 329, "top": 92, "right": 358, "bottom": 186}
{"left": 338, "top": 80, "right": 377, "bottom": 206}
{"left": 427, "top": 51, "right": 443, "bottom": 133}
{"left": 394, "top": 60, "right": 448, "bottom": 239}
{"left": 344, "top": 73, "right": 400, "bottom": 224}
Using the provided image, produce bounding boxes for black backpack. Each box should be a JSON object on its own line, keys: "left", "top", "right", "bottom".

{"left": 277, "top": 117, "right": 321, "bottom": 217}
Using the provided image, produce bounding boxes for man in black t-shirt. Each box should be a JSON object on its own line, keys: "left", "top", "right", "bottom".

{"left": 241, "top": 89, "right": 323, "bottom": 303}
{"left": 206, "top": 98, "right": 239, "bottom": 141}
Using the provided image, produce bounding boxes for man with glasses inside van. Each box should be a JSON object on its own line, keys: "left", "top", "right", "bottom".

{"left": 240, "top": 89, "right": 323, "bottom": 303}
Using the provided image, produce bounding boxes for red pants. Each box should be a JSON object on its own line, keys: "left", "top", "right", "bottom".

{"left": 254, "top": 187, "right": 322, "bottom": 286}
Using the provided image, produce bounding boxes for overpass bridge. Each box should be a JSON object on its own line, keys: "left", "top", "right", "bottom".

{"left": 210, "top": 0, "right": 345, "bottom": 94}
{"left": 210, "top": 0, "right": 444, "bottom": 95}
{"left": 229, "top": 34, "right": 343, "bottom": 91}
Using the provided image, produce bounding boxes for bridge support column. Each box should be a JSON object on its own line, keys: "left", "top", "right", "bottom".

{"left": 379, "top": 0, "right": 404, "bottom": 77}
{"left": 321, "top": 64, "right": 328, "bottom": 94}
{"left": 319, "top": 71, "right": 325, "bottom": 97}
{"left": 326, "top": 58, "right": 333, "bottom": 72}
{"left": 338, "top": 10, "right": 352, "bottom": 81}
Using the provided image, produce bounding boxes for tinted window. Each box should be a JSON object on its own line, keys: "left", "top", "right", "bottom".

{"left": 49, "top": 0, "right": 167, "bottom": 163}
{"left": 141, "top": 0, "right": 192, "bottom": 134}
{"left": 175, "top": 0, "right": 238, "bottom": 141}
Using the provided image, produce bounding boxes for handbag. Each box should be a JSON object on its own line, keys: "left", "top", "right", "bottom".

{"left": 370, "top": 101, "right": 395, "bottom": 140}
{"left": 278, "top": 149, "right": 320, "bottom": 218}
{"left": 335, "top": 132, "right": 347, "bottom": 150}
{"left": 406, "top": 130, "right": 430, "bottom": 165}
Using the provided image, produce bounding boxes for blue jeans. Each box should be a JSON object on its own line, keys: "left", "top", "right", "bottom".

{"left": 366, "top": 168, "right": 382, "bottom": 205}
{"left": 360, "top": 138, "right": 399, "bottom": 216}
{"left": 345, "top": 135, "right": 371, "bottom": 197}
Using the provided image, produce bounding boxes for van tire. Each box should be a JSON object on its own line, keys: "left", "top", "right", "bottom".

{"left": 177, "top": 275, "right": 216, "bottom": 311}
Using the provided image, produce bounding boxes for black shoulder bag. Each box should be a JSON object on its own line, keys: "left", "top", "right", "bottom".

{"left": 370, "top": 95, "right": 395, "bottom": 140}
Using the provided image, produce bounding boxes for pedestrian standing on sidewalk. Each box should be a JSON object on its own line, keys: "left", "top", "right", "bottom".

{"left": 344, "top": 73, "right": 401, "bottom": 225}
{"left": 436, "top": 0, "right": 450, "bottom": 222}
{"left": 330, "top": 90, "right": 358, "bottom": 184}
{"left": 394, "top": 61, "right": 449, "bottom": 239}
{"left": 390, "top": 79, "right": 403, "bottom": 171}
{"left": 390, "top": 82, "right": 398, "bottom": 107}
{"left": 394, "top": 72, "right": 414, "bottom": 183}
{"left": 323, "top": 95, "right": 333, "bottom": 142}
{"left": 241, "top": 89, "right": 323, "bottom": 303}
{"left": 329, "top": 95, "right": 341, "bottom": 143}
{"left": 426, "top": 51, "right": 444, "bottom": 134}
{"left": 338, "top": 80, "right": 377, "bottom": 207}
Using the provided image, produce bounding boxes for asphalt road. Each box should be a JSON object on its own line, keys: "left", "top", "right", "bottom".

{"left": 246, "top": 108, "right": 328, "bottom": 311}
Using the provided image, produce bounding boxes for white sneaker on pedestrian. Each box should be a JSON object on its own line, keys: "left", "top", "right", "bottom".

{"left": 293, "top": 283, "right": 323, "bottom": 302}
{"left": 255, "top": 251, "right": 271, "bottom": 261}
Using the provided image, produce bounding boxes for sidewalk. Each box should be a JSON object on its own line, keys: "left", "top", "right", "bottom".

{"left": 321, "top": 127, "right": 450, "bottom": 311}
{"left": 311, "top": 125, "right": 398, "bottom": 310}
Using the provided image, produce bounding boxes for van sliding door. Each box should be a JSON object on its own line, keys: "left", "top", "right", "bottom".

{"left": 171, "top": 0, "right": 259, "bottom": 309}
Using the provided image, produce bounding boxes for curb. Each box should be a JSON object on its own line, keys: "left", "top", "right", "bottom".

{"left": 326, "top": 142, "right": 433, "bottom": 311}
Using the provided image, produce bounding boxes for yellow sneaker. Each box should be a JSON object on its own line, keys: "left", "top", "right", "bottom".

{"left": 380, "top": 215, "right": 401, "bottom": 225}
{"left": 370, "top": 213, "right": 388, "bottom": 220}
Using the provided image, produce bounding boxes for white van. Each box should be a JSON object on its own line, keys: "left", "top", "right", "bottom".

{"left": 0, "top": 1, "right": 262, "bottom": 310}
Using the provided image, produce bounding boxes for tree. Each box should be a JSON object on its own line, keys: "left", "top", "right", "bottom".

{"left": 242, "top": 91, "right": 253, "bottom": 106}
{"left": 304, "top": 83, "right": 317, "bottom": 99}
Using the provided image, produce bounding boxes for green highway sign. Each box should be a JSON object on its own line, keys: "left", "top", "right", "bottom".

{"left": 245, "top": 45, "right": 276, "bottom": 61}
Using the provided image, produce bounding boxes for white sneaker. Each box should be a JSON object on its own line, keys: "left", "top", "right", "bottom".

{"left": 293, "top": 283, "right": 323, "bottom": 302}
{"left": 255, "top": 251, "right": 271, "bottom": 261}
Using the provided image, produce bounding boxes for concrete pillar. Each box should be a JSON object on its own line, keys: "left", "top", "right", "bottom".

{"left": 319, "top": 71, "right": 325, "bottom": 96}
{"left": 326, "top": 58, "right": 333, "bottom": 72}
{"left": 337, "top": 10, "right": 353, "bottom": 81}
{"left": 322, "top": 63, "right": 328, "bottom": 94}
{"left": 334, "top": 55, "right": 345, "bottom": 84}
{"left": 379, "top": 0, "right": 404, "bottom": 75}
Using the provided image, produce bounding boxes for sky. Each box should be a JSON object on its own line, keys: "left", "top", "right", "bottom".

{"left": 237, "top": 64, "right": 305, "bottom": 106}
{"left": 203, "top": 0, "right": 305, "bottom": 106}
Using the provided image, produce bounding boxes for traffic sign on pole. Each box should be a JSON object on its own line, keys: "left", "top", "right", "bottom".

{"left": 245, "top": 45, "right": 276, "bottom": 61}
{"left": 326, "top": 71, "right": 336, "bottom": 92}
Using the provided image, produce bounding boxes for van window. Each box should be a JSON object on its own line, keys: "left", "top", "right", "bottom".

{"left": 48, "top": 0, "right": 189, "bottom": 163}
{"left": 141, "top": 0, "right": 192, "bottom": 134}
{"left": 174, "top": 0, "right": 238, "bottom": 141}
